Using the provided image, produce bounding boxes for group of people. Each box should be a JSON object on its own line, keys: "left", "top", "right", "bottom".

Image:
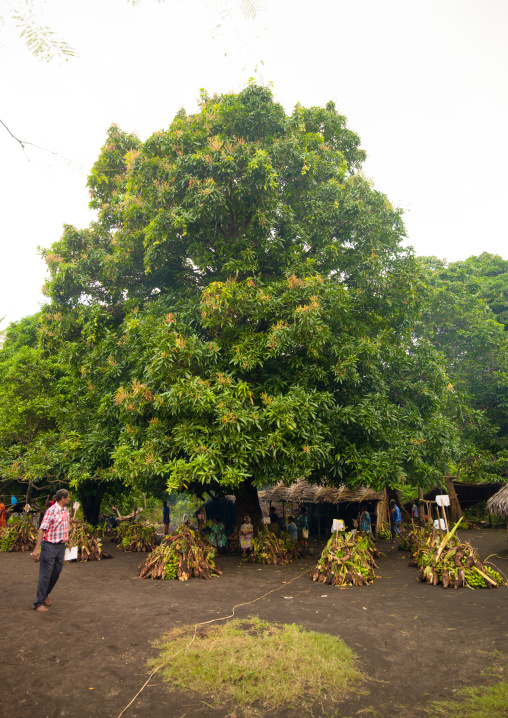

{"left": 20, "top": 492, "right": 407, "bottom": 614}
{"left": 239, "top": 506, "right": 309, "bottom": 557}
{"left": 361, "top": 500, "right": 402, "bottom": 541}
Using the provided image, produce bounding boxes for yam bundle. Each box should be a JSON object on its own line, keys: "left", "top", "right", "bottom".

{"left": 252, "top": 528, "right": 302, "bottom": 564}
{"left": 311, "top": 531, "right": 381, "bottom": 587}
{"left": 408, "top": 520, "right": 505, "bottom": 589}
{"left": 138, "top": 525, "right": 222, "bottom": 580}
{"left": 399, "top": 523, "right": 433, "bottom": 554}
{"left": 68, "top": 519, "right": 112, "bottom": 562}
{"left": 0, "top": 517, "right": 37, "bottom": 552}
{"left": 112, "top": 522, "right": 156, "bottom": 552}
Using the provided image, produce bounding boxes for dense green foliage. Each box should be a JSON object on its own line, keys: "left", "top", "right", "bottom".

{"left": 2, "top": 85, "right": 507, "bottom": 521}
{"left": 419, "top": 256, "right": 508, "bottom": 482}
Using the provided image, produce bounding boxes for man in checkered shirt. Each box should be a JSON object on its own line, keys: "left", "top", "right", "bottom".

{"left": 31, "top": 488, "right": 73, "bottom": 612}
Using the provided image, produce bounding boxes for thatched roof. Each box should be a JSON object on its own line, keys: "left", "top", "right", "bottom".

{"left": 259, "top": 479, "right": 383, "bottom": 505}
{"left": 487, "top": 484, "right": 508, "bottom": 516}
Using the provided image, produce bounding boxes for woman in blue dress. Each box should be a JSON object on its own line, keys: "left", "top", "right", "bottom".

{"left": 359, "top": 506, "right": 372, "bottom": 533}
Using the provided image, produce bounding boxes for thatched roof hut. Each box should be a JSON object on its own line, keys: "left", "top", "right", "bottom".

{"left": 487, "top": 484, "right": 508, "bottom": 517}
{"left": 258, "top": 480, "right": 386, "bottom": 538}
{"left": 260, "top": 479, "right": 382, "bottom": 505}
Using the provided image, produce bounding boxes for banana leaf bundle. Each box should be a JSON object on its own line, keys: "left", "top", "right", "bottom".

{"left": 68, "top": 519, "right": 112, "bottom": 562}
{"left": 138, "top": 525, "right": 222, "bottom": 580}
{"left": 252, "top": 527, "right": 302, "bottom": 565}
{"left": 0, "top": 516, "right": 37, "bottom": 552}
{"left": 378, "top": 522, "right": 391, "bottom": 540}
{"left": 310, "top": 531, "right": 381, "bottom": 587}
{"left": 399, "top": 524, "right": 433, "bottom": 553}
{"left": 112, "top": 522, "right": 156, "bottom": 552}
{"left": 409, "top": 520, "right": 505, "bottom": 589}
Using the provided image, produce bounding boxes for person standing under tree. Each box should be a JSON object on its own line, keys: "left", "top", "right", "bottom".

{"left": 162, "top": 500, "right": 170, "bottom": 536}
{"left": 296, "top": 506, "right": 309, "bottom": 550}
{"left": 31, "top": 489, "right": 72, "bottom": 612}
{"left": 390, "top": 499, "right": 401, "bottom": 542}
{"left": 239, "top": 516, "right": 254, "bottom": 557}
{"left": 360, "top": 506, "right": 372, "bottom": 533}
{"left": 0, "top": 496, "right": 7, "bottom": 533}
{"left": 287, "top": 516, "right": 298, "bottom": 542}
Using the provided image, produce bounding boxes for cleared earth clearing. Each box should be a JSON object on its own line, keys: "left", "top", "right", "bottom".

{"left": 0, "top": 529, "right": 507, "bottom": 718}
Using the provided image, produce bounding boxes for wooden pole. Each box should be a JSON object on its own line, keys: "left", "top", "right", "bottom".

{"left": 375, "top": 489, "right": 388, "bottom": 539}
{"left": 418, "top": 485, "right": 425, "bottom": 526}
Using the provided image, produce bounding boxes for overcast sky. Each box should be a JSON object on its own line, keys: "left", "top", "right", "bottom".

{"left": 1, "top": 0, "right": 507, "bottom": 326}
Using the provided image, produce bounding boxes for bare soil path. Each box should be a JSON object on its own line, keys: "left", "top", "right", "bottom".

{"left": 1, "top": 529, "right": 507, "bottom": 718}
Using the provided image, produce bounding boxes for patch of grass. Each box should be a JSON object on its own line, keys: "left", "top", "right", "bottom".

{"left": 481, "top": 664, "right": 504, "bottom": 678}
{"left": 153, "top": 616, "right": 364, "bottom": 716}
{"left": 427, "top": 682, "right": 508, "bottom": 717}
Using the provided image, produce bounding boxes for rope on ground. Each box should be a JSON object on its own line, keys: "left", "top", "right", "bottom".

{"left": 116, "top": 570, "right": 306, "bottom": 718}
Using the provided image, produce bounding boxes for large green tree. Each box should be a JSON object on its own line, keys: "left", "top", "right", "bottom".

{"left": 41, "top": 83, "right": 456, "bottom": 524}
{"left": 419, "top": 256, "right": 508, "bottom": 484}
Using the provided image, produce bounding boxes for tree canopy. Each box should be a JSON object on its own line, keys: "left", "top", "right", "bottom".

{"left": 31, "top": 83, "right": 462, "bottom": 524}
{"left": 10, "top": 85, "right": 508, "bottom": 523}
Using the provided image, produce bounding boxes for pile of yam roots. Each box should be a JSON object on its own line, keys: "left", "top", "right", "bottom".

{"left": 111, "top": 522, "right": 156, "bottom": 552}
{"left": 68, "top": 519, "right": 112, "bottom": 562}
{"left": 0, "top": 517, "right": 37, "bottom": 552}
{"left": 311, "top": 531, "right": 381, "bottom": 587}
{"left": 138, "top": 525, "right": 222, "bottom": 580}
{"left": 252, "top": 527, "right": 302, "bottom": 564}
{"left": 403, "top": 521, "right": 504, "bottom": 589}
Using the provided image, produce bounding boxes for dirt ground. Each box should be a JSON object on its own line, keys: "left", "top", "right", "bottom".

{"left": 1, "top": 528, "right": 507, "bottom": 718}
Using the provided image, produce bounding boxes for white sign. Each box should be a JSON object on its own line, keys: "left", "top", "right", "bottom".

{"left": 433, "top": 519, "right": 446, "bottom": 530}
{"left": 332, "top": 519, "right": 345, "bottom": 532}
{"left": 436, "top": 495, "right": 450, "bottom": 507}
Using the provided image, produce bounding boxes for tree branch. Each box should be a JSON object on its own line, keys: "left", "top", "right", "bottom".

{"left": 0, "top": 118, "right": 76, "bottom": 163}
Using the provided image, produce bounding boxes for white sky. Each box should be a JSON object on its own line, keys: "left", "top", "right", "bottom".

{"left": 1, "top": 0, "right": 507, "bottom": 326}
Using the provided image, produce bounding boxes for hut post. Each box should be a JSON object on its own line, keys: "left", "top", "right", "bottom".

{"left": 444, "top": 476, "right": 462, "bottom": 523}
{"left": 376, "top": 488, "right": 388, "bottom": 539}
{"left": 317, "top": 506, "right": 321, "bottom": 539}
{"left": 418, "top": 486, "right": 425, "bottom": 526}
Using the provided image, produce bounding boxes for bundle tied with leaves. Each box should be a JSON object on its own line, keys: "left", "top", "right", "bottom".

{"left": 399, "top": 523, "right": 433, "bottom": 553}
{"left": 138, "top": 525, "right": 222, "bottom": 580}
{"left": 0, "top": 516, "right": 37, "bottom": 552}
{"left": 252, "top": 527, "right": 302, "bottom": 564}
{"left": 68, "top": 519, "right": 112, "bottom": 562}
{"left": 112, "top": 522, "right": 156, "bottom": 552}
{"left": 408, "top": 520, "right": 505, "bottom": 589}
{"left": 311, "top": 531, "right": 381, "bottom": 587}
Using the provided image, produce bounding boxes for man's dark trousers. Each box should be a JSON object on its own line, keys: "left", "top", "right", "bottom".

{"left": 34, "top": 540, "right": 65, "bottom": 608}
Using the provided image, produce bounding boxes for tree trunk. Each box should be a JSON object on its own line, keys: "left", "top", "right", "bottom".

{"left": 25, "top": 482, "right": 33, "bottom": 505}
{"left": 375, "top": 488, "right": 389, "bottom": 539}
{"left": 78, "top": 482, "right": 106, "bottom": 525}
{"left": 233, "top": 480, "right": 263, "bottom": 533}
{"left": 444, "top": 476, "right": 462, "bottom": 524}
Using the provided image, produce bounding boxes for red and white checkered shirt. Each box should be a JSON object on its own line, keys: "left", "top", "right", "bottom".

{"left": 40, "top": 503, "right": 70, "bottom": 543}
